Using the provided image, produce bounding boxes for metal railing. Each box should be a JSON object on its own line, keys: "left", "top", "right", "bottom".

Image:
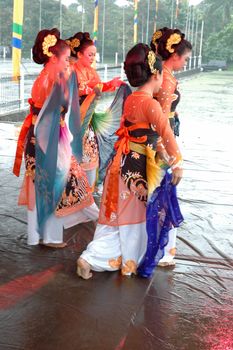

{"left": 0, "top": 63, "right": 125, "bottom": 116}
{"left": 0, "top": 56, "right": 202, "bottom": 117}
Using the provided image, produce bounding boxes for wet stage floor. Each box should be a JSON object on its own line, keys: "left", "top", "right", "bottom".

{"left": 0, "top": 71, "right": 233, "bottom": 349}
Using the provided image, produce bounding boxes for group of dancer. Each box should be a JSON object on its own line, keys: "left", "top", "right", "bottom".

{"left": 13, "top": 26, "right": 192, "bottom": 279}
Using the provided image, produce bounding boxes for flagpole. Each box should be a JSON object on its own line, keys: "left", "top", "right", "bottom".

{"left": 185, "top": 3, "right": 189, "bottom": 37}
{"left": 59, "top": 0, "right": 62, "bottom": 37}
{"left": 141, "top": 10, "right": 144, "bottom": 42}
{"left": 198, "top": 20, "right": 204, "bottom": 68}
{"left": 191, "top": 4, "right": 195, "bottom": 44}
{"left": 93, "top": 0, "right": 99, "bottom": 47}
{"left": 170, "top": 0, "right": 175, "bottom": 28}
{"left": 39, "top": 0, "right": 42, "bottom": 30}
{"left": 194, "top": 16, "right": 199, "bottom": 68}
{"left": 175, "top": 0, "right": 179, "bottom": 27}
{"left": 123, "top": 5, "right": 125, "bottom": 60}
{"left": 154, "top": 0, "right": 159, "bottom": 32}
{"left": 134, "top": 0, "right": 138, "bottom": 44}
{"left": 12, "top": 0, "right": 24, "bottom": 80}
{"left": 101, "top": 0, "right": 106, "bottom": 63}
{"left": 187, "top": 5, "right": 192, "bottom": 40}
{"left": 146, "top": 0, "right": 150, "bottom": 44}
{"left": 81, "top": 0, "right": 84, "bottom": 31}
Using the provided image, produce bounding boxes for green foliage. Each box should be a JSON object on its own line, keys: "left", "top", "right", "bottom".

{"left": 204, "top": 20, "right": 233, "bottom": 62}
{"left": 0, "top": 0, "right": 232, "bottom": 63}
{"left": 199, "top": 0, "right": 233, "bottom": 62}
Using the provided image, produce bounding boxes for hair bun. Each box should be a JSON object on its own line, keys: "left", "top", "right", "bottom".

{"left": 153, "top": 27, "right": 191, "bottom": 59}
{"left": 32, "top": 28, "right": 61, "bottom": 64}
{"left": 124, "top": 63, "right": 149, "bottom": 87}
{"left": 83, "top": 32, "right": 91, "bottom": 40}
{"left": 49, "top": 28, "right": 61, "bottom": 40}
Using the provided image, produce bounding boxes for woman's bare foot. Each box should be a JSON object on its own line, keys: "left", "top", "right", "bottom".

{"left": 77, "top": 258, "right": 93, "bottom": 279}
{"left": 158, "top": 260, "right": 176, "bottom": 267}
{"left": 39, "top": 240, "right": 67, "bottom": 249}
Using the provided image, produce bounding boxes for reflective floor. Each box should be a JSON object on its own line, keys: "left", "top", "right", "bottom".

{"left": 0, "top": 71, "right": 233, "bottom": 350}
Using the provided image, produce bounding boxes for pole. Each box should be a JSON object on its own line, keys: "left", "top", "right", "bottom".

{"left": 198, "top": 20, "right": 204, "bottom": 67}
{"left": 134, "top": 0, "right": 138, "bottom": 44}
{"left": 93, "top": 0, "right": 99, "bottom": 46}
{"left": 101, "top": 0, "right": 105, "bottom": 63}
{"left": 59, "top": 0, "right": 62, "bottom": 37}
{"left": 146, "top": 0, "right": 150, "bottom": 44}
{"left": 81, "top": 0, "right": 84, "bottom": 31}
{"left": 154, "top": 0, "right": 159, "bottom": 32}
{"left": 175, "top": 0, "right": 179, "bottom": 27}
{"left": 187, "top": 5, "right": 192, "bottom": 40}
{"left": 185, "top": 4, "right": 189, "bottom": 37}
{"left": 123, "top": 6, "right": 125, "bottom": 60}
{"left": 191, "top": 5, "right": 195, "bottom": 44}
{"left": 39, "top": 0, "right": 42, "bottom": 30}
{"left": 170, "top": 0, "right": 174, "bottom": 28}
{"left": 141, "top": 10, "right": 144, "bottom": 42}
{"left": 194, "top": 16, "right": 199, "bottom": 68}
{"left": 12, "top": 0, "right": 24, "bottom": 80}
{"left": 190, "top": 5, "right": 195, "bottom": 68}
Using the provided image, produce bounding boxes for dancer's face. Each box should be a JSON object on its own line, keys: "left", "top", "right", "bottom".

{"left": 172, "top": 50, "right": 191, "bottom": 71}
{"left": 50, "top": 48, "right": 71, "bottom": 73}
{"left": 78, "top": 45, "right": 97, "bottom": 67}
{"left": 152, "top": 70, "right": 163, "bottom": 93}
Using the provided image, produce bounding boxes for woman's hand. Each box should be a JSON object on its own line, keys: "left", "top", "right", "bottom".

{"left": 93, "top": 86, "right": 102, "bottom": 98}
{"left": 157, "top": 149, "right": 170, "bottom": 164}
{"left": 171, "top": 167, "right": 183, "bottom": 186}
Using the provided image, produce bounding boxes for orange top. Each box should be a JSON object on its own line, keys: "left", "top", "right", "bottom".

{"left": 13, "top": 67, "right": 56, "bottom": 177}
{"left": 73, "top": 61, "right": 101, "bottom": 96}
{"left": 122, "top": 91, "right": 182, "bottom": 167}
{"left": 102, "top": 90, "right": 183, "bottom": 221}
{"left": 31, "top": 67, "right": 56, "bottom": 108}
{"left": 154, "top": 64, "right": 178, "bottom": 119}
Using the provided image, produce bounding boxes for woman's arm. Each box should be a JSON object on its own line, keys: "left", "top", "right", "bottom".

{"left": 145, "top": 99, "right": 183, "bottom": 185}
{"left": 155, "top": 76, "right": 177, "bottom": 119}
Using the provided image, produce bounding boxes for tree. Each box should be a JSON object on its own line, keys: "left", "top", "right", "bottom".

{"left": 204, "top": 20, "right": 233, "bottom": 62}
{"left": 1, "top": 0, "right": 232, "bottom": 63}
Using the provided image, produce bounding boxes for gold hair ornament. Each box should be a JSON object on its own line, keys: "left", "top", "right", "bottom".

{"left": 66, "top": 38, "right": 80, "bottom": 54}
{"left": 152, "top": 30, "right": 163, "bottom": 45}
{"left": 147, "top": 50, "right": 157, "bottom": 74}
{"left": 166, "top": 33, "right": 182, "bottom": 53}
{"left": 42, "top": 34, "right": 57, "bottom": 57}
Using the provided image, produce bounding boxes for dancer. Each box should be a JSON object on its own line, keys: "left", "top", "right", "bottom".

{"left": 77, "top": 43, "right": 183, "bottom": 279}
{"left": 151, "top": 28, "right": 192, "bottom": 266}
{"left": 66, "top": 32, "right": 124, "bottom": 189}
{"left": 13, "top": 28, "right": 99, "bottom": 248}
{"left": 151, "top": 27, "right": 192, "bottom": 135}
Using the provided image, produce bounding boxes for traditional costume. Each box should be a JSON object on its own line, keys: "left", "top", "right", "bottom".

{"left": 154, "top": 64, "right": 181, "bottom": 265}
{"left": 13, "top": 64, "right": 99, "bottom": 245}
{"left": 80, "top": 90, "right": 183, "bottom": 277}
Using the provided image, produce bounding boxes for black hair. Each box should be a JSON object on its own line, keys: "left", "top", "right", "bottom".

{"left": 124, "top": 43, "right": 162, "bottom": 87}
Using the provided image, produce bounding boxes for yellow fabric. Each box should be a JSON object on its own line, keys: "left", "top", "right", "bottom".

{"left": 129, "top": 141, "right": 163, "bottom": 197}
{"left": 146, "top": 146, "right": 162, "bottom": 197}
{"left": 12, "top": 0, "right": 24, "bottom": 80}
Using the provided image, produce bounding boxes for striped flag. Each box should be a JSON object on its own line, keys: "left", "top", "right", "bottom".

{"left": 12, "top": 0, "right": 24, "bottom": 80}
{"left": 134, "top": 0, "right": 138, "bottom": 44}
{"left": 93, "top": 0, "right": 99, "bottom": 46}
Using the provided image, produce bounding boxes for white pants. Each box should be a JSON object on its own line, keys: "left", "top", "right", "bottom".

{"left": 81, "top": 222, "right": 148, "bottom": 275}
{"left": 27, "top": 203, "right": 99, "bottom": 245}
{"left": 159, "top": 227, "right": 177, "bottom": 263}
